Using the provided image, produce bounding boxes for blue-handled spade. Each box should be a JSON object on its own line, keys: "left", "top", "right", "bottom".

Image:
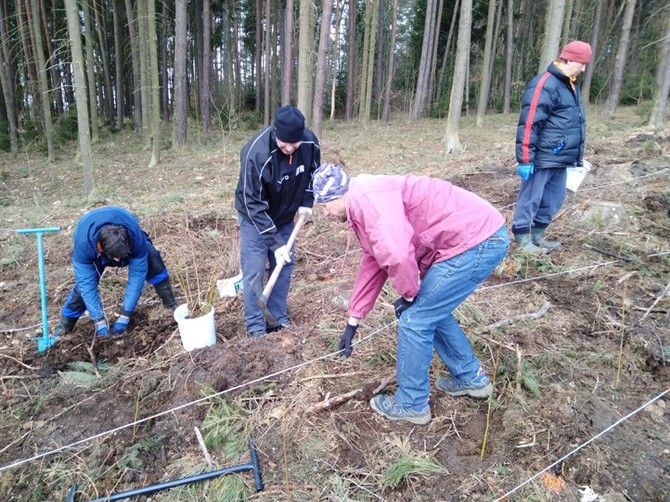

{"left": 16, "top": 226, "right": 61, "bottom": 352}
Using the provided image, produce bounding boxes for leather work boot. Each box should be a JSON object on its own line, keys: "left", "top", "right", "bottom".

{"left": 53, "top": 315, "right": 78, "bottom": 338}
{"left": 154, "top": 278, "right": 179, "bottom": 310}
{"left": 514, "top": 233, "right": 547, "bottom": 256}
{"left": 531, "top": 228, "right": 561, "bottom": 250}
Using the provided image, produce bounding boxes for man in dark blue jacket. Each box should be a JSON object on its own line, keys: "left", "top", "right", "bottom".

{"left": 52, "top": 207, "right": 178, "bottom": 338}
{"left": 512, "top": 41, "right": 592, "bottom": 255}
{"left": 235, "top": 106, "right": 320, "bottom": 337}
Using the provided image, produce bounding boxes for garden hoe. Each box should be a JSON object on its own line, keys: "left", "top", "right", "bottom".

{"left": 64, "top": 439, "right": 263, "bottom": 501}
{"left": 252, "top": 212, "right": 307, "bottom": 325}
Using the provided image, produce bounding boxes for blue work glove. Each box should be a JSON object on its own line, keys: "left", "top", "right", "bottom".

{"left": 95, "top": 318, "right": 109, "bottom": 337}
{"left": 112, "top": 314, "right": 130, "bottom": 335}
{"left": 338, "top": 323, "right": 358, "bottom": 357}
{"left": 517, "top": 163, "right": 534, "bottom": 181}
{"left": 394, "top": 297, "right": 415, "bottom": 319}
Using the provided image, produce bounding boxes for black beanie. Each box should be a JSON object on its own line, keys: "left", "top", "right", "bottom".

{"left": 274, "top": 106, "right": 305, "bottom": 143}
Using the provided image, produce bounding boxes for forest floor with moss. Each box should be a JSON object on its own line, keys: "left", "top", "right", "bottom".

{"left": 0, "top": 107, "right": 669, "bottom": 501}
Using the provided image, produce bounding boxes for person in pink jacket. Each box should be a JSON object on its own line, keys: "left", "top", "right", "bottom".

{"left": 312, "top": 163, "right": 509, "bottom": 425}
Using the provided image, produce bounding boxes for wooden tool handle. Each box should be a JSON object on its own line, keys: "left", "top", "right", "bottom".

{"left": 261, "top": 213, "right": 307, "bottom": 298}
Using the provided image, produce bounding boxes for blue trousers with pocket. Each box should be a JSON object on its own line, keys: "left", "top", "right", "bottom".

{"left": 395, "top": 226, "right": 509, "bottom": 409}
{"left": 512, "top": 167, "right": 567, "bottom": 235}
{"left": 238, "top": 216, "right": 295, "bottom": 334}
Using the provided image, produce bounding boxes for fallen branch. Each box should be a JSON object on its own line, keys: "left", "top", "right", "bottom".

{"left": 0, "top": 353, "right": 39, "bottom": 371}
{"left": 306, "top": 373, "right": 396, "bottom": 414}
{"left": 194, "top": 426, "right": 213, "bottom": 469}
{"left": 373, "top": 372, "right": 397, "bottom": 394}
{"left": 306, "top": 388, "right": 362, "bottom": 414}
{"left": 640, "top": 280, "right": 670, "bottom": 321}
{"left": 583, "top": 244, "right": 644, "bottom": 265}
{"left": 478, "top": 302, "right": 551, "bottom": 335}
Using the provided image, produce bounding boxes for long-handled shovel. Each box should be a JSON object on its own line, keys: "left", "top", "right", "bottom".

{"left": 65, "top": 440, "right": 263, "bottom": 501}
{"left": 252, "top": 213, "right": 307, "bottom": 325}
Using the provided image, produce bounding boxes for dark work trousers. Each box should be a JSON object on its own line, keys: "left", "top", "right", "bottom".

{"left": 512, "top": 167, "right": 567, "bottom": 235}
{"left": 61, "top": 240, "right": 170, "bottom": 319}
{"left": 238, "top": 215, "right": 295, "bottom": 334}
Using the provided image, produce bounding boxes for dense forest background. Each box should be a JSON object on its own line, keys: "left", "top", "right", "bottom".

{"left": 0, "top": 0, "right": 669, "bottom": 183}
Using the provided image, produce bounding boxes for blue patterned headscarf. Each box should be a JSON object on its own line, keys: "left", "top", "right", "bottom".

{"left": 313, "top": 163, "right": 350, "bottom": 203}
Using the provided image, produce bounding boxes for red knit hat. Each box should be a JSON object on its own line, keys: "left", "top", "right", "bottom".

{"left": 559, "top": 41, "right": 592, "bottom": 64}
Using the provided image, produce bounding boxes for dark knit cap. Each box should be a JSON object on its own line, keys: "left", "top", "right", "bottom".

{"left": 559, "top": 41, "right": 592, "bottom": 64}
{"left": 274, "top": 106, "right": 305, "bottom": 143}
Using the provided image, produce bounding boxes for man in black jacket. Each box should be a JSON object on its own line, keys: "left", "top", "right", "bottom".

{"left": 235, "top": 106, "right": 320, "bottom": 337}
{"left": 513, "top": 40, "right": 592, "bottom": 255}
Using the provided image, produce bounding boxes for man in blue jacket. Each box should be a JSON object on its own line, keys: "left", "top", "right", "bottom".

{"left": 513, "top": 41, "right": 592, "bottom": 255}
{"left": 52, "top": 207, "right": 178, "bottom": 338}
{"left": 235, "top": 106, "right": 320, "bottom": 337}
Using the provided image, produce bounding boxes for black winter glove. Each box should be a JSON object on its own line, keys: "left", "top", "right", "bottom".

{"left": 394, "top": 297, "right": 415, "bottom": 319}
{"left": 338, "top": 323, "right": 358, "bottom": 357}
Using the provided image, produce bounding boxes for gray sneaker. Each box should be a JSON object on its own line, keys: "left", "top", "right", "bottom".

{"left": 436, "top": 368, "right": 492, "bottom": 399}
{"left": 369, "top": 394, "right": 431, "bottom": 425}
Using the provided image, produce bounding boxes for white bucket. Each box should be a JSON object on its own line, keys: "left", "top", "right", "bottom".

{"left": 173, "top": 304, "right": 216, "bottom": 351}
{"left": 566, "top": 159, "right": 592, "bottom": 193}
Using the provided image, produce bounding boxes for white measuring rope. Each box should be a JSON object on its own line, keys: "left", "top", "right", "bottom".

{"left": 577, "top": 167, "right": 670, "bottom": 193}
{"left": 493, "top": 387, "right": 670, "bottom": 501}
{"left": 3, "top": 249, "right": 668, "bottom": 474}
{"left": 0, "top": 325, "right": 389, "bottom": 474}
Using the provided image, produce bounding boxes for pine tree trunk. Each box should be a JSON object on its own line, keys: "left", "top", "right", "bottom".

{"left": 475, "top": 0, "right": 497, "bottom": 127}
{"left": 359, "top": 0, "right": 378, "bottom": 124}
{"left": 502, "top": 0, "right": 514, "bottom": 113}
{"left": 426, "top": 0, "right": 444, "bottom": 108}
{"left": 81, "top": 1, "right": 100, "bottom": 143}
{"left": 442, "top": 0, "right": 472, "bottom": 153}
{"left": 311, "top": 0, "right": 334, "bottom": 137}
{"left": 94, "top": 0, "right": 114, "bottom": 121}
{"left": 29, "top": 0, "right": 54, "bottom": 160}
{"left": 137, "top": 0, "right": 151, "bottom": 148}
{"left": 0, "top": 2, "right": 19, "bottom": 153}
{"left": 329, "top": 0, "right": 343, "bottom": 121}
{"left": 297, "top": 0, "right": 315, "bottom": 122}
{"left": 606, "top": 0, "right": 637, "bottom": 114}
{"left": 124, "top": 0, "right": 141, "bottom": 129}
{"left": 255, "top": 0, "right": 262, "bottom": 111}
{"left": 436, "top": 0, "right": 459, "bottom": 105}
{"left": 147, "top": 0, "right": 160, "bottom": 167}
{"left": 40, "top": 1, "right": 64, "bottom": 116}
{"left": 281, "top": 0, "right": 294, "bottom": 105}
{"left": 649, "top": 6, "right": 670, "bottom": 130}
{"left": 382, "top": 0, "right": 398, "bottom": 122}
{"left": 345, "top": 0, "right": 356, "bottom": 122}
{"left": 113, "top": 0, "right": 124, "bottom": 128}
{"left": 201, "top": 0, "right": 211, "bottom": 133}
{"left": 64, "top": 0, "right": 94, "bottom": 196}
{"left": 161, "top": 0, "right": 169, "bottom": 122}
{"left": 582, "top": 0, "right": 602, "bottom": 104}
{"left": 561, "top": 0, "right": 575, "bottom": 46}
{"left": 263, "top": 0, "right": 271, "bottom": 124}
{"left": 411, "top": 0, "right": 436, "bottom": 121}
{"left": 539, "top": 0, "right": 566, "bottom": 72}
{"left": 173, "top": 0, "right": 187, "bottom": 147}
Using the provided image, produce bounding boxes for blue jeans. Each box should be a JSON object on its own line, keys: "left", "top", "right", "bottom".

{"left": 239, "top": 216, "right": 295, "bottom": 333}
{"left": 395, "top": 226, "right": 509, "bottom": 408}
{"left": 512, "top": 168, "right": 567, "bottom": 234}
